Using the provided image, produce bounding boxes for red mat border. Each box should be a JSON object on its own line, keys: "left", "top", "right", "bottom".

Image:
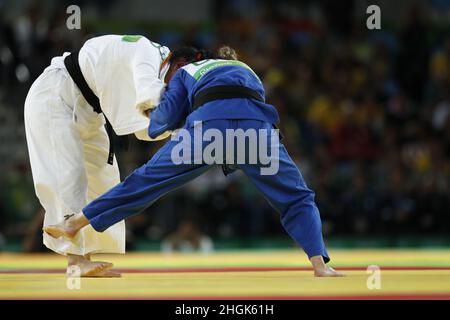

{"left": 1, "top": 266, "right": 450, "bottom": 274}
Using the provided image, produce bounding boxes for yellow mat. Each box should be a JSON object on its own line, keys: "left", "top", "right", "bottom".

{"left": 1, "top": 249, "right": 449, "bottom": 299}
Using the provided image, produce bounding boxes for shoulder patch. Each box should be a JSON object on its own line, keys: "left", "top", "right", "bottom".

{"left": 123, "top": 35, "right": 170, "bottom": 61}
{"left": 122, "top": 35, "right": 143, "bottom": 42}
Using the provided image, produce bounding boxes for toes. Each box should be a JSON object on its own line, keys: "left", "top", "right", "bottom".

{"left": 93, "top": 261, "right": 114, "bottom": 269}
{"left": 43, "top": 225, "right": 77, "bottom": 240}
{"left": 329, "top": 267, "right": 345, "bottom": 277}
{"left": 43, "top": 226, "right": 62, "bottom": 238}
{"left": 95, "top": 270, "right": 122, "bottom": 278}
{"left": 81, "top": 264, "right": 110, "bottom": 277}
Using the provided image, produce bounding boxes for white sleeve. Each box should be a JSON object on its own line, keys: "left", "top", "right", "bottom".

{"left": 133, "top": 39, "right": 167, "bottom": 117}
{"left": 132, "top": 111, "right": 173, "bottom": 141}
{"left": 134, "top": 127, "right": 172, "bottom": 141}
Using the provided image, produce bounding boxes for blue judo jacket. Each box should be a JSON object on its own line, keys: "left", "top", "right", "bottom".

{"left": 82, "top": 58, "right": 331, "bottom": 262}
{"left": 148, "top": 59, "right": 280, "bottom": 139}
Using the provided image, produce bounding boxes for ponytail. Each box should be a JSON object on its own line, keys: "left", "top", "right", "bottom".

{"left": 216, "top": 46, "right": 237, "bottom": 60}
{"left": 191, "top": 46, "right": 238, "bottom": 62}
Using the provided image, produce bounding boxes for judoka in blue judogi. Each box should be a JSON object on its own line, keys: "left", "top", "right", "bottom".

{"left": 46, "top": 48, "right": 339, "bottom": 274}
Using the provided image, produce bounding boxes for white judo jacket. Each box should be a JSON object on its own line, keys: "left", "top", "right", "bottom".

{"left": 24, "top": 35, "right": 170, "bottom": 256}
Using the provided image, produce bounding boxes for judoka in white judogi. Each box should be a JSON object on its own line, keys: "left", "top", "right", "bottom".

{"left": 24, "top": 35, "right": 171, "bottom": 271}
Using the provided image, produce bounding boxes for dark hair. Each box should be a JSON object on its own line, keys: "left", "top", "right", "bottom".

{"left": 170, "top": 45, "right": 238, "bottom": 64}
{"left": 170, "top": 47, "right": 199, "bottom": 64}
{"left": 193, "top": 46, "right": 238, "bottom": 61}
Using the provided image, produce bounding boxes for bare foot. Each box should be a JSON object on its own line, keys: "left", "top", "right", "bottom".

{"left": 44, "top": 223, "right": 78, "bottom": 240}
{"left": 91, "top": 269, "right": 122, "bottom": 278}
{"left": 314, "top": 265, "right": 344, "bottom": 277}
{"left": 310, "top": 255, "right": 345, "bottom": 277}
{"left": 66, "top": 254, "right": 118, "bottom": 277}
{"left": 67, "top": 260, "right": 113, "bottom": 277}
{"left": 44, "top": 212, "right": 89, "bottom": 240}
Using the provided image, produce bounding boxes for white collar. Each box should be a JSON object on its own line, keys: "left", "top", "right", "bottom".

{"left": 159, "top": 61, "right": 170, "bottom": 81}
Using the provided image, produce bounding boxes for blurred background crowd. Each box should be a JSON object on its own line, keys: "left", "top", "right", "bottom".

{"left": 0, "top": 0, "right": 449, "bottom": 252}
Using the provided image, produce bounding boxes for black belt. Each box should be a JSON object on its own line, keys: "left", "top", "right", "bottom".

{"left": 64, "top": 50, "right": 115, "bottom": 165}
{"left": 192, "top": 86, "right": 284, "bottom": 141}
{"left": 192, "top": 85, "right": 283, "bottom": 177}
{"left": 192, "top": 85, "right": 264, "bottom": 110}
{"left": 192, "top": 85, "right": 283, "bottom": 141}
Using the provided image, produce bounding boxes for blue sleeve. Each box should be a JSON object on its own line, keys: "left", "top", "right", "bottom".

{"left": 148, "top": 70, "right": 190, "bottom": 139}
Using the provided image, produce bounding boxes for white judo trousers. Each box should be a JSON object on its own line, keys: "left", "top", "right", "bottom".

{"left": 24, "top": 67, "right": 125, "bottom": 256}
{"left": 24, "top": 35, "right": 171, "bottom": 256}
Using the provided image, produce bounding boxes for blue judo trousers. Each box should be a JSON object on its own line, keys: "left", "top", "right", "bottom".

{"left": 83, "top": 58, "right": 330, "bottom": 262}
